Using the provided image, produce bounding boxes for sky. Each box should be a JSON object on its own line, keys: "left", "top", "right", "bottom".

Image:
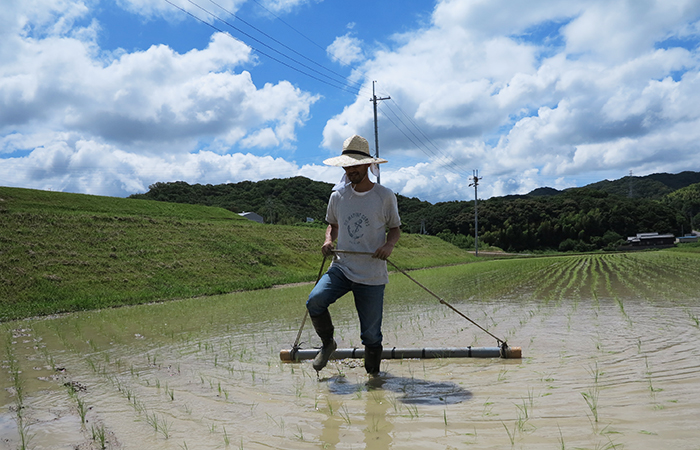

{"left": 2, "top": 0, "right": 700, "bottom": 204}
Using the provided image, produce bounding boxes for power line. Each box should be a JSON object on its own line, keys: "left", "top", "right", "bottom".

{"left": 247, "top": 0, "right": 329, "bottom": 55}
{"left": 163, "top": 0, "right": 362, "bottom": 94}
{"left": 379, "top": 102, "right": 471, "bottom": 179}
{"left": 205, "top": 0, "right": 364, "bottom": 92}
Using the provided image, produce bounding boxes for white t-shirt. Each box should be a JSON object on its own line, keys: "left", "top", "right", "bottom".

{"left": 326, "top": 183, "right": 401, "bottom": 285}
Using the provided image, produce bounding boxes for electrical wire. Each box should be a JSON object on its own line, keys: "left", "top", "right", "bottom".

{"left": 379, "top": 102, "right": 471, "bottom": 179}
{"left": 206, "top": 0, "right": 364, "bottom": 92}
{"left": 163, "top": 0, "right": 361, "bottom": 94}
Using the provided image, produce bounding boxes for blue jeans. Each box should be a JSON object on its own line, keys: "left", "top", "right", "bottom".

{"left": 306, "top": 266, "right": 385, "bottom": 347}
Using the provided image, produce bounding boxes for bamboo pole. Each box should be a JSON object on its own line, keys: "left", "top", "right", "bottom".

{"left": 280, "top": 346, "right": 521, "bottom": 362}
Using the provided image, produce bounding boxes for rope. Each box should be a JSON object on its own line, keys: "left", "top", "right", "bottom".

{"left": 332, "top": 250, "right": 507, "bottom": 346}
{"left": 290, "top": 256, "right": 328, "bottom": 360}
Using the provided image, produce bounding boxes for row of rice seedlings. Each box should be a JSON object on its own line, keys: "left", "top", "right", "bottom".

{"left": 596, "top": 257, "right": 632, "bottom": 325}
{"left": 611, "top": 253, "right": 677, "bottom": 302}
{"left": 603, "top": 255, "right": 656, "bottom": 304}
{"left": 581, "top": 363, "right": 602, "bottom": 428}
{"left": 643, "top": 355, "right": 664, "bottom": 409}
{"left": 622, "top": 252, "right": 699, "bottom": 301}
{"left": 483, "top": 259, "right": 553, "bottom": 299}
{"left": 555, "top": 256, "right": 591, "bottom": 304}
{"left": 4, "top": 335, "right": 32, "bottom": 449}
{"left": 588, "top": 255, "right": 603, "bottom": 310}
{"left": 24, "top": 322, "right": 120, "bottom": 449}
{"left": 632, "top": 252, "right": 700, "bottom": 297}
{"left": 531, "top": 257, "right": 582, "bottom": 304}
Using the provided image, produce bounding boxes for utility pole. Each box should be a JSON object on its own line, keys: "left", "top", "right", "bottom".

{"left": 370, "top": 81, "right": 390, "bottom": 184}
{"left": 628, "top": 170, "right": 634, "bottom": 198}
{"left": 469, "top": 170, "right": 480, "bottom": 256}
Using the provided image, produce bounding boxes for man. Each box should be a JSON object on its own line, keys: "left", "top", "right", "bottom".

{"left": 306, "top": 134, "right": 401, "bottom": 376}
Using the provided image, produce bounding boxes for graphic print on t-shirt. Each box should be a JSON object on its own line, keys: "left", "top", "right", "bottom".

{"left": 344, "top": 212, "right": 370, "bottom": 244}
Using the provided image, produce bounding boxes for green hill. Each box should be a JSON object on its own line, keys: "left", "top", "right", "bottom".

{"left": 0, "top": 186, "right": 473, "bottom": 322}
{"left": 534, "top": 170, "right": 700, "bottom": 199}
{"left": 129, "top": 171, "right": 698, "bottom": 253}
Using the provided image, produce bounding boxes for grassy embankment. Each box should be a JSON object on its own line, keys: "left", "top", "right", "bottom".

{"left": 0, "top": 186, "right": 475, "bottom": 321}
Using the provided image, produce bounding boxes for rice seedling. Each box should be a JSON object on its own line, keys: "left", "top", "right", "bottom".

{"left": 325, "top": 397, "right": 336, "bottom": 415}
{"left": 91, "top": 423, "right": 107, "bottom": 449}
{"left": 265, "top": 413, "right": 285, "bottom": 433}
{"left": 514, "top": 388, "right": 536, "bottom": 433}
{"left": 582, "top": 384, "right": 600, "bottom": 424}
{"left": 558, "top": 424, "right": 566, "bottom": 449}
{"left": 223, "top": 426, "right": 230, "bottom": 446}
{"left": 403, "top": 404, "right": 419, "bottom": 419}
{"left": 339, "top": 403, "right": 351, "bottom": 425}
{"left": 76, "top": 397, "right": 89, "bottom": 425}
{"left": 15, "top": 414, "right": 32, "bottom": 450}
{"left": 294, "top": 425, "right": 305, "bottom": 441}
{"left": 145, "top": 412, "right": 172, "bottom": 439}
{"left": 501, "top": 421, "right": 515, "bottom": 447}
{"left": 159, "top": 417, "right": 172, "bottom": 439}
{"left": 481, "top": 398, "right": 496, "bottom": 417}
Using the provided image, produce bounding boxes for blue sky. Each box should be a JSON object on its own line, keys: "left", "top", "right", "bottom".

{"left": 2, "top": 0, "right": 700, "bottom": 204}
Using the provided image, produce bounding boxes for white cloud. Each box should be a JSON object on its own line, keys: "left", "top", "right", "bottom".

{"left": 322, "top": 0, "right": 700, "bottom": 200}
{"left": 1, "top": 0, "right": 321, "bottom": 197}
{"left": 257, "top": 0, "right": 321, "bottom": 14}
{"left": 116, "top": 0, "right": 246, "bottom": 21}
{"left": 3, "top": 0, "right": 700, "bottom": 203}
{"left": 0, "top": 137, "right": 304, "bottom": 197}
{"left": 327, "top": 34, "right": 364, "bottom": 66}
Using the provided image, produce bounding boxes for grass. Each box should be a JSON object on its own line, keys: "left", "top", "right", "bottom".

{"left": 0, "top": 186, "right": 473, "bottom": 321}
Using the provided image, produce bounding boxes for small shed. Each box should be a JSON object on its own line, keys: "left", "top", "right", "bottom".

{"left": 627, "top": 232, "right": 675, "bottom": 247}
{"left": 239, "top": 212, "right": 263, "bottom": 224}
{"left": 677, "top": 234, "right": 698, "bottom": 244}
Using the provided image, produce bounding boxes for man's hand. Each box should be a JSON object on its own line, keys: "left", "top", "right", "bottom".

{"left": 372, "top": 242, "right": 395, "bottom": 260}
{"left": 322, "top": 223, "right": 339, "bottom": 257}
{"left": 321, "top": 240, "right": 335, "bottom": 257}
{"left": 372, "top": 226, "right": 401, "bottom": 260}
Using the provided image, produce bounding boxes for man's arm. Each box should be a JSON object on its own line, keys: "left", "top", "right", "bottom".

{"left": 322, "top": 223, "right": 339, "bottom": 257}
{"left": 373, "top": 226, "right": 401, "bottom": 260}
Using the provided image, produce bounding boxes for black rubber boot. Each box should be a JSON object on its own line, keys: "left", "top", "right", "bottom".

{"left": 364, "top": 345, "right": 383, "bottom": 376}
{"left": 310, "top": 310, "right": 337, "bottom": 372}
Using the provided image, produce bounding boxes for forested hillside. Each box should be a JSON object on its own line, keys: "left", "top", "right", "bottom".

{"left": 130, "top": 171, "right": 700, "bottom": 253}
{"left": 130, "top": 177, "right": 332, "bottom": 225}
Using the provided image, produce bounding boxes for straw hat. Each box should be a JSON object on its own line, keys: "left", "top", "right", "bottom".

{"left": 323, "top": 135, "right": 388, "bottom": 167}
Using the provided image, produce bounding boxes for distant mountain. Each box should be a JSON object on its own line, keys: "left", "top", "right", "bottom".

{"left": 131, "top": 170, "right": 698, "bottom": 252}
{"left": 527, "top": 187, "right": 561, "bottom": 197}
{"left": 526, "top": 171, "right": 700, "bottom": 199}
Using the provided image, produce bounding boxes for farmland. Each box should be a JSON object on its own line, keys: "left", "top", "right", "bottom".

{"left": 2, "top": 249, "right": 699, "bottom": 449}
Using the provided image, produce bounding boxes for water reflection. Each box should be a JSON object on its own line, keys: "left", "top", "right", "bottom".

{"left": 326, "top": 373, "right": 472, "bottom": 405}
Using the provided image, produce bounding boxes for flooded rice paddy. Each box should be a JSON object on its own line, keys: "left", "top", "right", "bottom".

{"left": 2, "top": 252, "right": 700, "bottom": 449}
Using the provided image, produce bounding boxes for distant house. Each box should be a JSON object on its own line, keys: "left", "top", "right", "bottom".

{"left": 239, "top": 212, "right": 263, "bottom": 224}
{"left": 677, "top": 234, "right": 698, "bottom": 244}
{"left": 626, "top": 232, "right": 675, "bottom": 248}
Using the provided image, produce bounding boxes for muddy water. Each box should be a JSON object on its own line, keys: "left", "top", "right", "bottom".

{"left": 2, "top": 256, "right": 700, "bottom": 449}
